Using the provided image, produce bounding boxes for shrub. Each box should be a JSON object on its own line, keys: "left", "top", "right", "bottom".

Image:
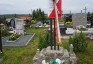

{"left": 31, "top": 20, "right": 37, "bottom": 24}
{"left": 69, "top": 32, "right": 88, "bottom": 52}
{"left": 2, "top": 28, "right": 9, "bottom": 37}
{"left": 38, "top": 32, "right": 47, "bottom": 50}
{"left": 9, "top": 33, "right": 21, "bottom": 41}
{"left": 38, "top": 31, "right": 54, "bottom": 50}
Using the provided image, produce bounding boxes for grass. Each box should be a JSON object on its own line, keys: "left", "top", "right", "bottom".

{"left": 2, "top": 27, "right": 93, "bottom": 64}
{"left": 76, "top": 39, "right": 93, "bottom": 64}
{"left": 3, "top": 27, "right": 47, "bottom": 64}
{"left": 60, "top": 39, "right": 93, "bottom": 64}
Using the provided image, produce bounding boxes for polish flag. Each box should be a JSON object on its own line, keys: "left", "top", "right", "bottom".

{"left": 48, "top": 0, "right": 62, "bottom": 43}
{"left": 48, "top": 0, "right": 62, "bottom": 18}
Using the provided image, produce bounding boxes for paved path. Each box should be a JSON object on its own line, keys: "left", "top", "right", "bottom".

{"left": 2, "top": 33, "right": 35, "bottom": 47}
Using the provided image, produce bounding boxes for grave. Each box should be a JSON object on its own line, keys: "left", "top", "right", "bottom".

{"left": 72, "top": 13, "right": 87, "bottom": 28}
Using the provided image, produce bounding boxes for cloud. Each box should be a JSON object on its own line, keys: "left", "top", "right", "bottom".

{"left": 0, "top": 0, "right": 93, "bottom": 14}
{"left": 62, "top": 0, "right": 93, "bottom": 13}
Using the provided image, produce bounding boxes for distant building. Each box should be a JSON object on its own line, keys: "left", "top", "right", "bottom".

{"left": 18, "top": 16, "right": 32, "bottom": 21}
{"left": 18, "top": 16, "right": 32, "bottom": 26}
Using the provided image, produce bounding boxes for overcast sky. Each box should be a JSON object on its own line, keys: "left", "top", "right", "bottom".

{"left": 0, "top": 0, "right": 93, "bottom": 14}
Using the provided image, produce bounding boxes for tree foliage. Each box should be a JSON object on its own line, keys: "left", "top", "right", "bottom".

{"left": 38, "top": 30, "right": 54, "bottom": 50}
{"left": 69, "top": 32, "right": 88, "bottom": 52}
{"left": 32, "top": 8, "right": 47, "bottom": 21}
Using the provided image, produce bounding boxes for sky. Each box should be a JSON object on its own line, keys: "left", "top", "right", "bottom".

{"left": 0, "top": 0, "right": 93, "bottom": 15}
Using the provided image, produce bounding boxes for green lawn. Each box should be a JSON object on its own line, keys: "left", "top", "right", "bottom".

{"left": 3, "top": 27, "right": 47, "bottom": 64}
{"left": 3, "top": 27, "right": 93, "bottom": 64}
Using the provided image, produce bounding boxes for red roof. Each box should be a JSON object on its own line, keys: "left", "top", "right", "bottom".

{"left": 19, "top": 16, "right": 31, "bottom": 21}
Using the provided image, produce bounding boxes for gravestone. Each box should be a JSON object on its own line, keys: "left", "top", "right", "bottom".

{"left": 72, "top": 13, "right": 87, "bottom": 28}
{"left": 15, "top": 18, "right": 24, "bottom": 35}
{"left": 10, "top": 19, "right": 15, "bottom": 28}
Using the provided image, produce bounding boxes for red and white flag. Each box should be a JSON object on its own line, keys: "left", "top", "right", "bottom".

{"left": 48, "top": 0, "right": 62, "bottom": 43}
{"left": 48, "top": 0, "right": 62, "bottom": 18}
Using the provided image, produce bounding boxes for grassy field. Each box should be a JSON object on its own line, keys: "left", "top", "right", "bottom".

{"left": 3, "top": 27, "right": 93, "bottom": 64}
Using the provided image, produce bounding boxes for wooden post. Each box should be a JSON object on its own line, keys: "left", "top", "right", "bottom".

{"left": 0, "top": 24, "right": 3, "bottom": 53}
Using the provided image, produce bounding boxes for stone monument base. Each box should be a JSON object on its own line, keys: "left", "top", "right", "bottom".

{"left": 33, "top": 46, "right": 77, "bottom": 64}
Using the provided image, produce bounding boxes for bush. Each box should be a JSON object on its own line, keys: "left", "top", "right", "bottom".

{"left": 69, "top": 32, "right": 88, "bottom": 52}
{"left": 9, "top": 33, "right": 21, "bottom": 41}
{"left": 2, "top": 28, "right": 9, "bottom": 37}
{"left": 38, "top": 32, "right": 47, "bottom": 50}
{"left": 38, "top": 31, "right": 54, "bottom": 50}
{"left": 31, "top": 20, "right": 37, "bottom": 24}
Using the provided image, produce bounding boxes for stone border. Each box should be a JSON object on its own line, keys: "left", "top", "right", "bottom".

{"left": 2, "top": 33, "right": 35, "bottom": 47}
{"left": 25, "top": 33, "right": 35, "bottom": 46}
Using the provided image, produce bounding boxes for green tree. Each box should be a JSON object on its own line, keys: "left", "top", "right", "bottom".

{"left": 32, "top": 8, "right": 47, "bottom": 21}
{"left": 69, "top": 32, "right": 88, "bottom": 52}
{"left": 87, "top": 12, "right": 91, "bottom": 17}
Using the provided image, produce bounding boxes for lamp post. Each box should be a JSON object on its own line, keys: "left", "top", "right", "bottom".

{"left": 0, "top": 23, "right": 4, "bottom": 53}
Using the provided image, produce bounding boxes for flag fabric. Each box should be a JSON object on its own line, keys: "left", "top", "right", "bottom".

{"left": 48, "top": 0, "right": 62, "bottom": 18}
{"left": 54, "top": 1, "right": 61, "bottom": 42}
{"left": 49, "top": 0, "right": 62, "bottom": 43}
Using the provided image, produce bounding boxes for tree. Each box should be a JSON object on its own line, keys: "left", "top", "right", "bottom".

{"left": 87, "top": 12, "right": 91, "bottom": 17}
{"left": 32, "top": 8, "right": 47, "bottom": 21}
{"left": 32, "top": 10, "right": 36, "bottom": 20}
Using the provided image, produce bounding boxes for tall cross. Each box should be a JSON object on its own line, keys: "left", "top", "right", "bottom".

{"left": 83, "top": 7, "right": 87, "bottom": 13}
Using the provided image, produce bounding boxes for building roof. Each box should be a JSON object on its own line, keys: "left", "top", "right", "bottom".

{"left": 19, "top": 16, "right": 31, "bottom": 21}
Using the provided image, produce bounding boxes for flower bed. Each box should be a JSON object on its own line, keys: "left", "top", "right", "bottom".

{"left": 7, "top": 33, "right": 22, "bottom": 42}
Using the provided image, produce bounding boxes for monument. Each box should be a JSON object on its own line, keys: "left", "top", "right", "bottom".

{"left": 72, "top": 13, "right": 87, "bottom": 28}
{"left": 33, "top": 46, "right": 77, "bottom": 64}
{"left": 10, "top": 19, "right": 15, "bottom": 28}
{"left": 15, "top": 18, "right": 24, "bottom": 35}
{"left": 6, "top": 18, "right": 25, "bottom": 35}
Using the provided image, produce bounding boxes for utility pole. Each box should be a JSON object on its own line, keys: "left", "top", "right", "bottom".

{"left": 70, "top": 11, "right": 71, "bottom": 14}
{"left": 81, "top": 10, "right": 82, "bottom": 13}
{"left": 31, "top": 9, "right": 33, "bottom": 19}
